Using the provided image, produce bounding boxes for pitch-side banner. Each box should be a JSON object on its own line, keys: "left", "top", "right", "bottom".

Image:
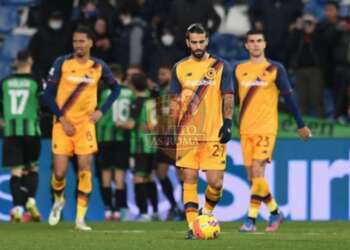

{"left": 231, "top": 112, "right": 350, "bottom": 139}
{"left": 0, "top": 139, "right": 349, "bottom": 221}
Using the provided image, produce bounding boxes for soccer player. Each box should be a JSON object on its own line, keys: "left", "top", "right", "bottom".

{"left": 169, "top": 23, "right": 234, "bottom": 239}
{"left": 235, "top": 30, "right": 312, "bottom": 232}
{"left": 154, "top": 64, "right": 182, "bottom": 220}
{"left": 0, "top": 50, "right": 42, "bottom": 222}
{"left": 44, "top": 26, "right": 120, "bottom": 230}
{"left": 127, "top": 73, "right": 158, "bottom": 221}
{"left": 96, "top": 64, "right": 134, "bottom": 221}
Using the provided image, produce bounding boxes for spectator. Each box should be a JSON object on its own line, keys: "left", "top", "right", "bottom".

{"left": 149, "top": 27, "right": 184, "bottom": 80}
{"left": 249, "top": 0, "right": 303, "bottom": 62}
{"left": 92, "top": 17, "right": 113, "bottom": 62}
{"left": 112, "top": 1, "right": 147, "bottom": 71}
{"left": 317, "top": 1, "right": 350, "bottom": 121}
{"left": 168, "top": 0, "right": 221, "bottom": 53}
{"left": 333, "top": 17, "right": 350, "bottom": 122}
{"left": 28, "top": 10, "right": 72, "bottom": 80}
{"left": 73, "top": 0, "right": 99, "bottom": 29}
{"left": 286, "top": 13, "right": 325, "bottom": 117}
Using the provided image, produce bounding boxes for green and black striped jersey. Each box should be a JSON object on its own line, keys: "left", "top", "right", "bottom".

{"left": 97, "top": 86, "right": 135, "bottom": 142}
{"left": 0, "top": 73, "right": 41, "bottom": 137}
{"left": 130, "top": 96, "right": 157, "bottom": 154}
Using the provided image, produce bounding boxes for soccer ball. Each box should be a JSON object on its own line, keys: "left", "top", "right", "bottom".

{"left": 192, "top": 214, "right": 220, "bottom": 240}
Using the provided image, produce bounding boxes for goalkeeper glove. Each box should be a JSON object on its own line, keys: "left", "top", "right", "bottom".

{"left": 218, "top": 119, "right": 232, "bottom": 144}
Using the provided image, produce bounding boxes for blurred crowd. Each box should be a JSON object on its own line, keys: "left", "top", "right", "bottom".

{"left": 1, "top": 0, "right": 350, "bottom": 124}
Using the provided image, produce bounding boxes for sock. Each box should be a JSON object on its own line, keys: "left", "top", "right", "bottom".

{"left": 51, "top": 174, "right": 66, "bottom": 202}
{"left": 183, "top": 183, "right": 198, "bottom": 229}
{"left": 76, "top": 170, "right": 92, "bottom": 221}
{"left": 115, "top": 188, "right": 127, "bottom": 211}
{"left": 263, "top": 193, "right": 279, "bottom": 215}
{"left": 101, "top": 186, "right": 113, "bottom": 211}
{"left": 10, "top": 176, "right": 25, "bottom": 207}
{"left": 24, "top": 171, "right": 38, "bottom": 198}
{"left": 204, "top": 185, "right": 222, "bottom": 214}
{"left": 160, "top": 177, "right": 177, "bottom": 208}
{"left": 248, "top": 177, "right": 271, "bottom": 221}
{"left": 146, "top": 181, "right": 158, "bottom": 213}
{"left": 135, "top": 183, "right": 148, "bottom": 214}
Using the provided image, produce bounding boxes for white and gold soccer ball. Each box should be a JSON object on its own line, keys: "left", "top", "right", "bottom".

{"left": 192, "top": 214, "right": 221, "bottom": 240}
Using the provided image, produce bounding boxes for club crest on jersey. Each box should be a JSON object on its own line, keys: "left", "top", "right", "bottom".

{"left": 205, "top": 68, "right": 216, "bottom": 80}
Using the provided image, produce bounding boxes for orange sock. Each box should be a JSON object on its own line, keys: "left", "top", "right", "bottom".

{"left": 183, "top": 183, "right": 198, "bottom": 229}
{"left": 76, "top": 170, "right": 92, "bottom": 221}
{"left": 51, "top": 174, "right": 66, "bottom": 202}
{"left": 204, "top": 185, "right": 222, "bottom": 213}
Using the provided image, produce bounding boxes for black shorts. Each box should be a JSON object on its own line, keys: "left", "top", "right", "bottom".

{"left": 2, "top": 136, "right": 41, "bottom": 168}
{"left": 155, "top": 150, "right": 174, "bottom": 165}
{"left": 133, "top": 154, "right": 155, "bottom": 176}
{"left": 96, "top": 141, "right": 129, "bottom": 170}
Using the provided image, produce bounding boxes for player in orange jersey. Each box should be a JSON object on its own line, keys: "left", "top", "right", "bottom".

{"left": 169, "top": 23, "right": 234, "bottom": 239}
{"left": 43, "top": 26, "right": 120, "bottom": 230}
{"left": 234, "top": 30, "right": 312, "bottom": 232}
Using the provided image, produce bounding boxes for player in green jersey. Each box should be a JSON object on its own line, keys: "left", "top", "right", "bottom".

{"left": 96, "top": 64, "right": 135, "bottom": 221}
{"left": 154, "top": 64, "right": 182, "bottom": 220}
{"left": 127, "top": 72, "right": 158, "bottom": 221}
{"left": 0, "top": 50, "right": 41, "bottom": 222}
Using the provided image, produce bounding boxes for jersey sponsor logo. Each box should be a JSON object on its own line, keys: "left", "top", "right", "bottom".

{"left": 67, "top": 75, "right": 95, "bottom": 84}
{"left": 185, "top": 79, "right": 214, "bottom": 86}
{"left": 240, "top": 79, "right": 267, "bottom": 87}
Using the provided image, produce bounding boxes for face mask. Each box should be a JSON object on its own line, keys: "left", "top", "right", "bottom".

{"left": 161, "top": 34, "right": 174, "bottom": 46}
{"left": 120, "top": 15, "right": 132, "bottom": 25}
{"left": 49, "top": 20, "right": 63, "bottom": 30}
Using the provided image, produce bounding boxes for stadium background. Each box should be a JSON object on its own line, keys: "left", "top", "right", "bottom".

{"left": 0, "top": 0, "right": 349, "bottom": 222}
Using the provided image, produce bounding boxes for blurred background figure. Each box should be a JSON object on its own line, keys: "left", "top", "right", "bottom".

{"left": 286, "top": 12, "right": 325, "bottom": 117}
{"left": 249, "top": 0, "right": 304, "bottom": 63}
{"left": 92, "top": 17, "right": 113, "bottom": 62}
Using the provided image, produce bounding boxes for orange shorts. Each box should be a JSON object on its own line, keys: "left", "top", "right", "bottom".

{"left": 240, "top": 134, "right": 276, "bottom": 167}
{"left": 176, "top": 142, "right": 226, "bottom": 170}
{"left": 52, "top": 122, "right": 97, "bottom": 156}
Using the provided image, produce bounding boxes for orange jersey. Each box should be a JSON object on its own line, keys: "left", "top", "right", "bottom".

{"left": 234, "top": 59, "right": 292, "bottom": 135}
{"left": 170, "top": 55, "right": 234, "bottom": 142}
{"left": 47, "top": 54, "right": 117, "bottom": 124}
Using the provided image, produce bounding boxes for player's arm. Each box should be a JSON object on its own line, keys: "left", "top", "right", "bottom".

{"left": 90, "top": 61, "right": 121, "bottom": 123}
{"left": 43, "top": 56, "right": 75, "bottom": 136}
{"left": 218, "top": 61, "right": 235, "bottom": 144}
{"left": 43, "top": 57, "right": 64, "bottom": 119}
{"left": 275, "top": 63, "right": 312, "bottom": 140}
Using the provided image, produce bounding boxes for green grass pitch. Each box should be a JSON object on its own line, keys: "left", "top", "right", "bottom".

{"left": 0, "top": 221, "right": 349, "bottom": 250}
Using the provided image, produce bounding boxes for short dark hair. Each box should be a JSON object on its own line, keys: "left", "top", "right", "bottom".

{"left": 131, "top": 72, "right": 148, "bottom": 92}
{"left": 74, "top": 25, "right": 95, "bottom": 40}
{"left": 245, "top": 29, "right": 265, "bottom": 42}
{"left": 325, "top": 0, "right": 339, "bottom": 9}
{"left": 109, "top": 63, "right": 123, "bottom": 79}
{"left": 16, "top": 49, "right": 31, "bottom": 63}
{"left": 185, "top": 23, "right": 208, "bottom": 39}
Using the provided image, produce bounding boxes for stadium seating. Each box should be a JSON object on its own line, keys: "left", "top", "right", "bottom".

{"left": 0, "top": 34, "right": 30, "bottom": 60}
{"left": 0, "top": 0, "right": 39, "bottom": 6}
{"left": 0, "top": 7, "right": 20, "bottom": 33}
{"left": 0, "top": 59, "right": 13, "bottom": 79}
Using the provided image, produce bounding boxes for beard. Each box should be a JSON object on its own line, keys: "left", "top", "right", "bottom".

{"left": 191, "top": 49, "right": 205, "bottom": 59}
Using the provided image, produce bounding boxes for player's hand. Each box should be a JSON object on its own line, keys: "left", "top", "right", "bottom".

{"left": 297, "top": 126, "right": 312, "bottom": 140}
{"left": 59, "top": 117, "right": 76, "bottom": 137}
{"left": 218, "top": 119, "right": 232, "bottom": 144}
{"left": 89, "top": 110, "right": 103, "bottom": 124}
